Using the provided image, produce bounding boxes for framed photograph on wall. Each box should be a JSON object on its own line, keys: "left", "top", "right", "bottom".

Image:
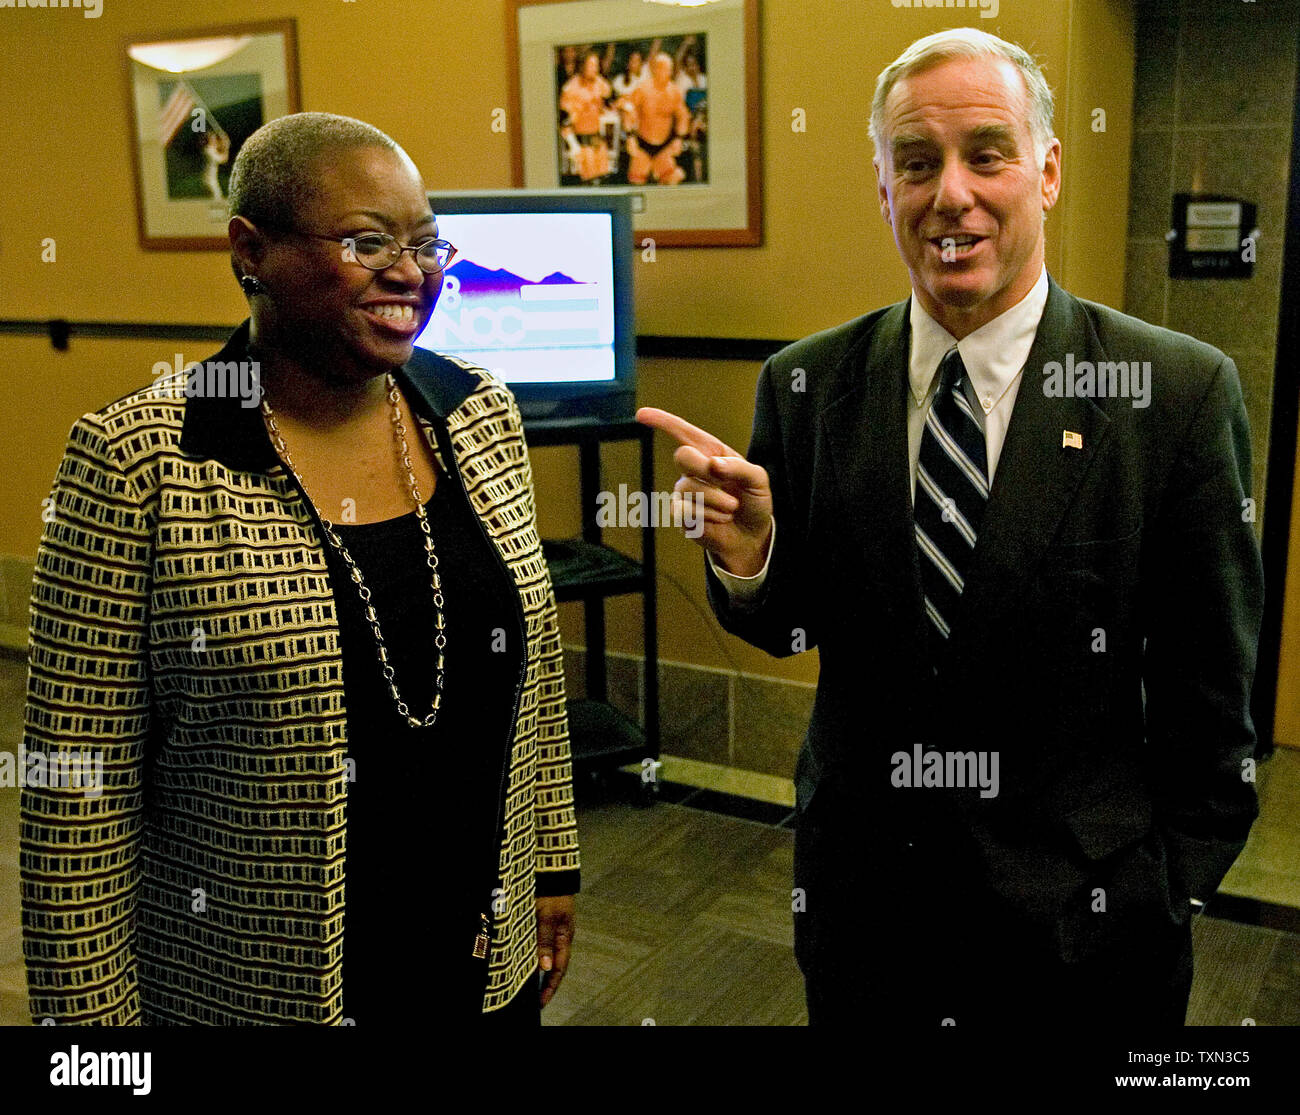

{"left": 508, "top": 0, "right": 761, "bottom": 247}
{"left": 124, "top": 19, "right": 300, "bottom": 250}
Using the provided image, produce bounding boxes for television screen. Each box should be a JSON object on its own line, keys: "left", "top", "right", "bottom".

{"left": 415, "top": 211, "right": 616, "bottom": 385}
{"left": 419, "top": 191, "right": 635, "bottom": 422}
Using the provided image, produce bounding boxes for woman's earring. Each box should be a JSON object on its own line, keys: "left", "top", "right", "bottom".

{"left": 240, "top": 275, "right": 267, "bottom": 297}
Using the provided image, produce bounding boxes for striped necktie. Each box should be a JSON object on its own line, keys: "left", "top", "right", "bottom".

{"left": 914, "top": 346, "right": 990, "bottom": 671}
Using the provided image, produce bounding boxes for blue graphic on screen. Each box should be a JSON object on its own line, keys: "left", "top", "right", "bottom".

{"left": 414, "top": 212, "right": 615, "bottom": 383}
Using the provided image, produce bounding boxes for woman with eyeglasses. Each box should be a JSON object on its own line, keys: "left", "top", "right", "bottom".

{"left": 21, "top": 112, "right": 579, "bottom": 1026}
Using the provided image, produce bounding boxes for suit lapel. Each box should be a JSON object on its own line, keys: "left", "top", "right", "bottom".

{"left": 945, "top": 278, "right": 1111, "bottom": 668}
{"left": 822, "top": 301, "right": 929, "bottom": 661}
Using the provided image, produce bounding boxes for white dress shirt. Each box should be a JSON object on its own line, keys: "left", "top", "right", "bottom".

{"left": 710, "top": 266, "right": 1050, "bottom": 601}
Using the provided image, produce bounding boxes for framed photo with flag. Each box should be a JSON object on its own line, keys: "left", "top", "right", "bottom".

{"left": 124, "top": 20, "right": 300, "bottom": 249}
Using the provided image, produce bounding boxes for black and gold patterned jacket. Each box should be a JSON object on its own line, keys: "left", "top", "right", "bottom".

{"left": 21, "top": 322, "right": 580, "bottom": 1023}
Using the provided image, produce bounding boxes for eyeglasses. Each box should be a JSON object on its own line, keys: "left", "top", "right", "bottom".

{"left": 267, "top": 225, "right": 457, "bottom": 274}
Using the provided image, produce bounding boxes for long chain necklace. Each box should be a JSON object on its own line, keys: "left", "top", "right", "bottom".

{"left": 261, "top": 373, "right": 446, "bottom": 729}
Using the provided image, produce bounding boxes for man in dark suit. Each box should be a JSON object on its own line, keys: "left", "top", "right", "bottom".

{"left": 638, "top": 27, "right": 1263, "bottom": 1026}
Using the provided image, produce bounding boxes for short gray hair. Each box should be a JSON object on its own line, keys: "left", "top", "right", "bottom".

{"left": 227, "top": 112, "right": 404, "bottom": 279}
{"left": 869, "top": 28, "right": 1055, "bottom": 166}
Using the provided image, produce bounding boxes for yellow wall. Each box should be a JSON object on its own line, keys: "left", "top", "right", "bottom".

{"left": 1274, "top": 430, "right": 1300, "bottom": 749}
{"left": 1, "top": 0, "right": 1138, "bottom": 690}
{"left": 1058, "top": 0, "right": 1135, "bottom": 303}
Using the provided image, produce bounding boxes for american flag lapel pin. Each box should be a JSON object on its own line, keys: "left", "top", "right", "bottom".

{"left": 1062, "top": 430, "right": 1083, "bottom": 450}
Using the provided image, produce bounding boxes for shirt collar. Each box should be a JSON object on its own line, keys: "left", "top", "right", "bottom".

{"left": 907, "top": 266, "right": 1050, "bottom": 412}
{"left": 178, "top": 320, "right": 484, "bottom": 472}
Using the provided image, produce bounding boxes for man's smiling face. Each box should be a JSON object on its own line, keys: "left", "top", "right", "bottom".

{"left": 874, "top": 55, "right": 1061, "bottom": 338}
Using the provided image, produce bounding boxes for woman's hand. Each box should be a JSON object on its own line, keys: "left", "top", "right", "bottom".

{"left": 536, "top": 895, "right": 576, "bottom": 1008}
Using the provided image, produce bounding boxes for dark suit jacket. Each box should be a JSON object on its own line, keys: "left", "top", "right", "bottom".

{"left": 706, "top": 277, "right": 1264, "bottom": 963}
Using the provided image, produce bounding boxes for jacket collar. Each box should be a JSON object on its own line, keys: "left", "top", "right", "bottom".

{"left": 178, "top": 320, "right": 484, "bottom": 472}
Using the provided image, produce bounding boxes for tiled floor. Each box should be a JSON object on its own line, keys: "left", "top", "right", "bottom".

{"left": 552, "top": 774, "right": 1300, "bottom": 1027}
{"left": 2, "top": 649, "right": 1297, "bottom": 1026}
{"left": 542, "top": 779, "right": 806, "bottom": 1026}
{"left": 1219, "top": 747, "right": 1300, "bottom": 909}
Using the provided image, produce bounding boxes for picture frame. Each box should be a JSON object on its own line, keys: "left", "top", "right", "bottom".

{"left": 124, "top": 19, "right": 301, "bottom": 250}
{"left": 508, "top": 0, "right": 761, "bottom": 247}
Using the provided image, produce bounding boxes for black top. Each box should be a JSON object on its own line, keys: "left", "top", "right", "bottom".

{"left": 321, "top": 473, "right": 523, "bottom": 1021}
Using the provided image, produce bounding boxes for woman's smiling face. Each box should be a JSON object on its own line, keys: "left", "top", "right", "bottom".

{"left": 257, "top": 145, "right": 442, "bottom": 379}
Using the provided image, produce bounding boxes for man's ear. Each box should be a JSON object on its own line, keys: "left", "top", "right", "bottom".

{"left": 1040, "top": 138, "right": 1063, "bottom": 213}
{"left": 228, "top": 215, "right": 265, "bottom": 278}
{"left": 873, "top": 156, "right": 892, "bottom": 226}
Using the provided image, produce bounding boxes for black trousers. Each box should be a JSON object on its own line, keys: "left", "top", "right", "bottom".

{"left": 793, "top": 790, "right": 1194, "bottom": 1029}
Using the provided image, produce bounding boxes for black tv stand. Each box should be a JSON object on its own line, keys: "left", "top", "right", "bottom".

{"left": 525, "top": 416, "right": 660, "bottom": 802}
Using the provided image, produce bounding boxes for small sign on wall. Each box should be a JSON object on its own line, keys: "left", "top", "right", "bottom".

{"left": 1168, "top": 193, "right": 1257, "bottom": 279}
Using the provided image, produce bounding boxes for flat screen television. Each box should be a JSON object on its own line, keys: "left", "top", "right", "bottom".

{"left": 419, "top": 190, "right": 636, "bottom": 422}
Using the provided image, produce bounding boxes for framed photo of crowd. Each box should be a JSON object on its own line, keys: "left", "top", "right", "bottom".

{"left": 124, "top": 19, "right": 301, "bottom": 250}
{"left": 508, "top": 0, "right": 761, "bottom": 247}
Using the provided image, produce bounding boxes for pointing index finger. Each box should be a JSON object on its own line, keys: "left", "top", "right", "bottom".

{"left": 636, "top": 406, "right": 738, "bottom": 458}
